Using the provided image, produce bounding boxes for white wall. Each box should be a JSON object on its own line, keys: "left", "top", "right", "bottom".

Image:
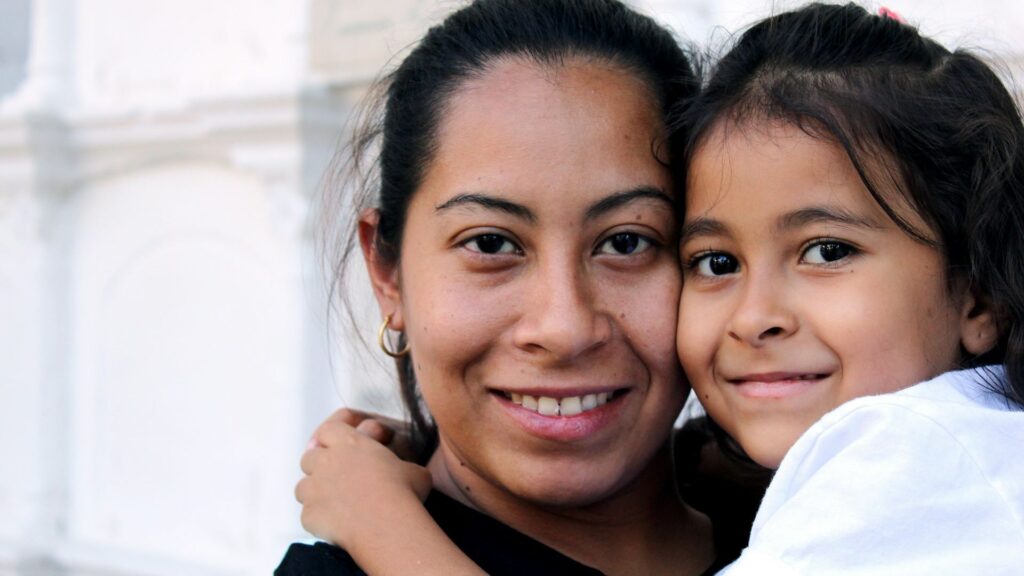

{"left": 0, "top": 0, "right": 30, "bottom": 97}
{"left": 1, "top": 1, "right": 1022, "bottom": 575}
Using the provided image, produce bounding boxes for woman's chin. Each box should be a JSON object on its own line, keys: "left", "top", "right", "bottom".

{"left": 495, "top": 459, "right": 655, "bottom": 510}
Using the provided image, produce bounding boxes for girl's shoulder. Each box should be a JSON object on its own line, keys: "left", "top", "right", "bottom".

{"left": 770, "top": 366, "right": 1024, "bottom": 515}
{"left": 797, "top": 366, "right": 1023, "bottom": 475}
{"left": 726, "top": 367, "right": 1024, "bottom": 576}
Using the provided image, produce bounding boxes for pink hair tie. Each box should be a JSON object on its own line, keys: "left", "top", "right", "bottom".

{"left": 878, "top": 7, "right": 904, "bottom": 23}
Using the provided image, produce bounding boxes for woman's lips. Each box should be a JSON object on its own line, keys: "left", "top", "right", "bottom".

{"left": 493, "top": 388, "right": 630, "bottom": 442}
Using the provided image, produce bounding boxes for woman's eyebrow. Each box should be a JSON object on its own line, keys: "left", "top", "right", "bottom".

{"left": 776, "top": 206, "right": 883, "bottom": 232}
{"left": 435, "top": 193, "right": 536, "bottom": 222}
{"left": 585, "top": 186, "right": 673, "bottom": 221}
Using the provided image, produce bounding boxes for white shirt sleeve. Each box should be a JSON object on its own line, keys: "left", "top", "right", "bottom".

{"left": 719, "top": 402, "right": 1024, "bottom": 576}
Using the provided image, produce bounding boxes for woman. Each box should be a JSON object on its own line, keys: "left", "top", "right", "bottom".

{"left": 275, "top": 0, "right": 727, "bottom": 574}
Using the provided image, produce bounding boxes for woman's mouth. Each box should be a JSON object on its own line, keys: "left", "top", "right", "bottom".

{"left": 492, "top": 387, "right": 632, "bottom": 442}
{"left": 499, "top": 390, "right": 622, "bottom": 416}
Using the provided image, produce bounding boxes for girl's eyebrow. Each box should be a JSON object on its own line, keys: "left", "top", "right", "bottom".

{"left": 776, "top": 206, "right": 883, "bottom": 232}
{"left": 680, "top": 205, "right": 882, "bottom": 244}
{"left": 680, "top": 217, "right": 728, "bottom": 244}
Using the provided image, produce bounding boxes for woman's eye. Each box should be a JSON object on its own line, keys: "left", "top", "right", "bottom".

{"left": 802, "top": 241, "right": 855, "bottom": 265}
{"left": 691, "top": 253, "right": 739, "bottom": 277}
{"left": 464, "top": 233, "right": 520, "bottom": 255}
{"left": 597, "top": 232, "right": 651, "bottom": 256}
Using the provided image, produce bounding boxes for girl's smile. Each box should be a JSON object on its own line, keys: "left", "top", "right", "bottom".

{"left": 677, "top": 122, "right": 981, "bottom": 469}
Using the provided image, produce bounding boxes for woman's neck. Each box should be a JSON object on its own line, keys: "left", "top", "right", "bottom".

{"left": 428, "top": 442, "right": 715, "bottom": 576}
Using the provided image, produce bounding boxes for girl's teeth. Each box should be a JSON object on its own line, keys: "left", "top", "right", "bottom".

{"left": 506, "top": 391, "right": 613, "bottom": 416}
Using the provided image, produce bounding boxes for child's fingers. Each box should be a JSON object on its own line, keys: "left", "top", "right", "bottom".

{"left": 355, "top": 418, "right": 395, "bottom": 444}
{"left": 300, "top": 445, "right": 329, "bottom": 475}
{"left": 316, "top": 418, "right": 363, "bottom": 448}
{"left": 325, "top": 407, "right": 375, "bottom": 427}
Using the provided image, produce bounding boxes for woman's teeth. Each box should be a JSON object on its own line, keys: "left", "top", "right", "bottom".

{"left": 505, "top": 391, "right": 614, "bottom": 416}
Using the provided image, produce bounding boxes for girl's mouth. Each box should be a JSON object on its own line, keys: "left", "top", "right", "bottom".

{"left": 726, "top": 372, "right": 831, "bottom": 399}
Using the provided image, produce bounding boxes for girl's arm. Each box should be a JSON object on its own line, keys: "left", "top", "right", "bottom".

{"left": 297, "top": 410, "right": 486, "bottom": 575}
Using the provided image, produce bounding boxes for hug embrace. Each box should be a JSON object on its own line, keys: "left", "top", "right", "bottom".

{"left": 277, "top": 1, "right": 1024, "bottom": 574}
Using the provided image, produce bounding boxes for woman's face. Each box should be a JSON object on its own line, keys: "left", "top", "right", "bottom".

{"left": 370, "top": 58, "right": 685, "bottom": 507}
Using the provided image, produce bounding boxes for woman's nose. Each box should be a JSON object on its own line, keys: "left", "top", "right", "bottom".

{"left": 726, "top": 270, "right": 798, "bottom": 347}
{"left": 512, "top": 259, "right": 612, "bottom": 362}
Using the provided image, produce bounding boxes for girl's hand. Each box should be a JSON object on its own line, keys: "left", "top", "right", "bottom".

{"left": 306, "top": 408, "right": 418, "bottom": 461}
{"left": 296, "top": 411, "right": 432, "bottom": 549}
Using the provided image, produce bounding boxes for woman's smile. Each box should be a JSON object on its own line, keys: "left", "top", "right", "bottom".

{"left": 494, "top": 386, "right": 631, "bottom": 442}
{"left": 380, "top": 57, "right": 686, "bottom": 506}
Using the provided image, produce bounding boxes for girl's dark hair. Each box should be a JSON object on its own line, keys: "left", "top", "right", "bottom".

{"left": 330, "top": 0, "right": 698, "bottom": 462}
{"left": 678, "top": 2, "right": 1024, "bottom": 409}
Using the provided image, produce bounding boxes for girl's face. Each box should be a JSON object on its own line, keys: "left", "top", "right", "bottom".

{"left": 367, "top": 59, "right": 686, "bottom": 506}
{"left": 677, "top": 122, "right": 993, "bottom": 469}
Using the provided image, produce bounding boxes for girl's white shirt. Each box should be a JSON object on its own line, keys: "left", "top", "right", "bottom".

{"left": 720, "top": 366, "right": 1024, "bottom": 575}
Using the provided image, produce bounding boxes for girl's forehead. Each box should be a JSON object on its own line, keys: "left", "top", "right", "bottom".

{"left": 685, "top": 120, "right": 925, "bottom": 230}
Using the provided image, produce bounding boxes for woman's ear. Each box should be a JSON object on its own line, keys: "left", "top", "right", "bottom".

{"left": 358, "top": 209, "right": 405, "bottom": 330}
{"left": 959, "top": 289, "right": 1000, "bottom": 356}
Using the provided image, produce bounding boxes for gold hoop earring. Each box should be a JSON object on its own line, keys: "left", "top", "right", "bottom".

{"left": 377, "top": 313, "right": 410, "bottom": 358}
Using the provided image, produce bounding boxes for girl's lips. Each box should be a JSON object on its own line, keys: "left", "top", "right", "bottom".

{"left": 727, "top": 372, "right": 830, "bottom": 399}
{"left": 494, "top": 390, "right": 630, "bottom": 442}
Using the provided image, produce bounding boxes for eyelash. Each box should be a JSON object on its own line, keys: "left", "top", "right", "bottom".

{"left": 799, "top": 238, "right": 859, "bottom": 266}
{"left": 458, "top": 231, "right": 659, "bottom": 259}
{"left": 460, "top": 233, "right": 523, "bottom": 256}
{"left": 594, "top": 231, "right": 658, "bottom": 257}
{"left": 684, "top": 250, "right": 739, "bottom": 277}
{"left": 683, "top": 238, "right": 860, "bottom": 277}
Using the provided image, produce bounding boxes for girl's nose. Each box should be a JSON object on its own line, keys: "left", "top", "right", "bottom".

{"left": 726, "top": 271, "right": 798, "bottom": 346}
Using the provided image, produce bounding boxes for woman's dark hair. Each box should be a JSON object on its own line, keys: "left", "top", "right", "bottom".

{"left": 329, "top": 0, "right": 698, "bottom": 462}
{"left": 677, "top": 2, "right": 1024, "bottom": 410}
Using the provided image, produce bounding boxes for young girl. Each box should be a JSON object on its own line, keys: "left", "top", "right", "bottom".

{"left": 292, "top": 4, "right": 1024, "bottom": 574}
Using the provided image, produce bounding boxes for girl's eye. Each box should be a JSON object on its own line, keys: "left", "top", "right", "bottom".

{"left": 802, "top": 240, "right": 856, "bottom": 265}
{"left": 691, "top": 252, "right": 739, "bottom": 276}
{"left": 596, "top": 232, "right": 652, "bottom": 256}
{"left": 463, "top": 233, "right": 520, "bottom": 255}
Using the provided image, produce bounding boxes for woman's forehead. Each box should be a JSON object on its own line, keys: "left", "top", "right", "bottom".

{"left": 416, "top": 58, "right": 672, "bottom": 212}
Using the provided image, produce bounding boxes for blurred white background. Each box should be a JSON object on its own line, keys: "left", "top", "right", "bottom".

{"left": 1, "top": 1, "right": 1021, "bottom": 574}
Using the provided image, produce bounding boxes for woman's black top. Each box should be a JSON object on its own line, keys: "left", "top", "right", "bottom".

{"left": 276, "top": 418, "right": 768, "bottom": 575}
{"left": 274, "top": 490, "right": 604, "bottom": 575}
